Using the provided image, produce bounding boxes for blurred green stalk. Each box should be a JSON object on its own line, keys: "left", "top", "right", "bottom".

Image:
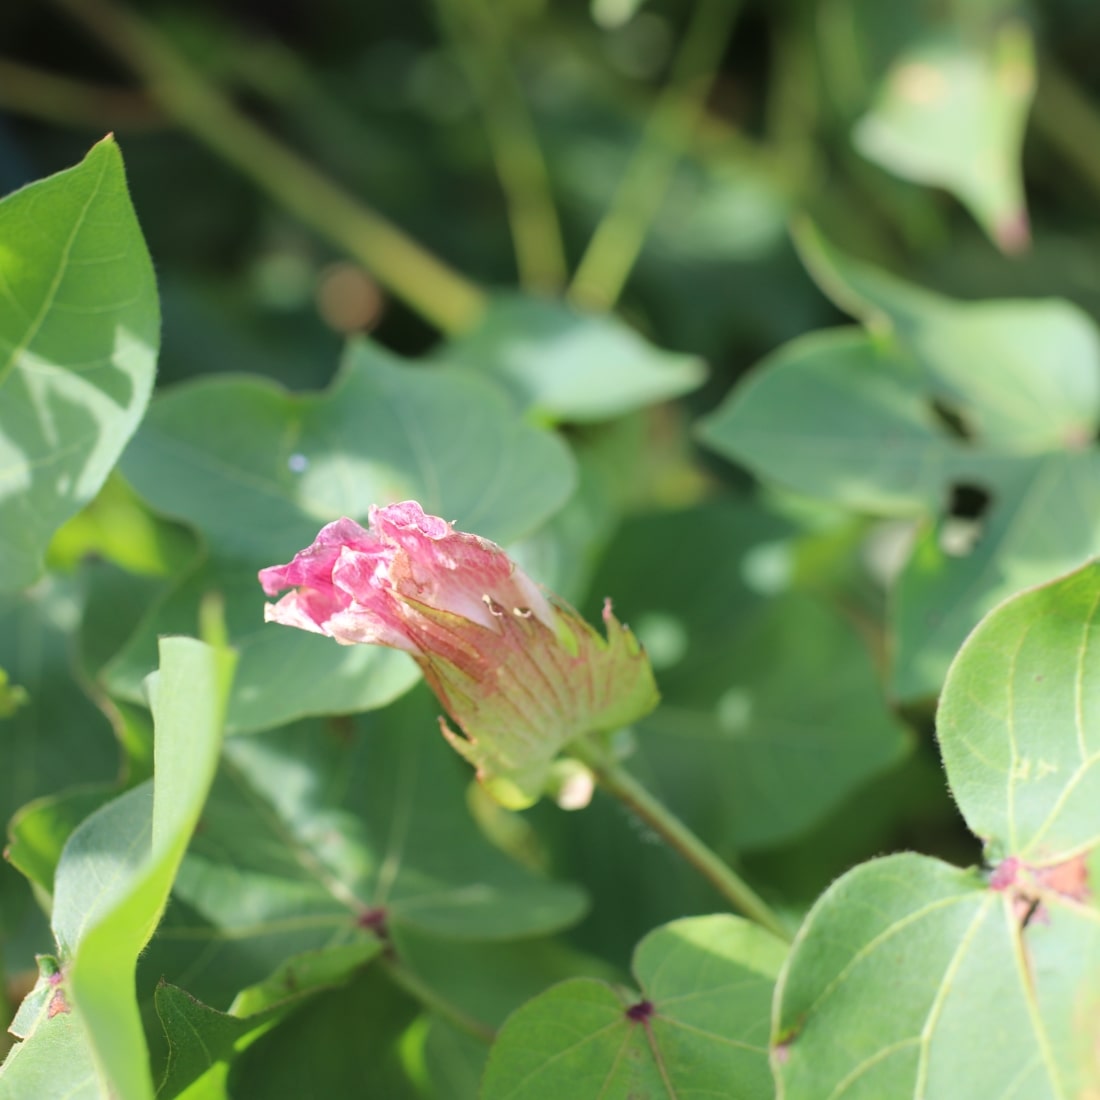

{"left": 1033, "top": 60, "right": 1100, "bottom": 201}
{"left": 0, "top": 57, "right": 164, "bottom": 131}
{"left": 436, "top": 0, "right": 568, "bottom": 292}
{"left": 51, "top": 0, "right": 488, "bottom": 335}
{"left": 570, "top": 0, "right": 743, "bottom": 311}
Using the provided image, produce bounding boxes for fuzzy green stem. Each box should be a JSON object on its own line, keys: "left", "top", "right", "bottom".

{"left": 51, "top": 0, "right": 487, "bottom": 335}
{"left": 571, "top": 739, "right": 790, "bottom": 941}
{"left": 436, "top": 0, "right": 567, "bottom": 291}
{"left": 382, "top": 957, "right": 497, "bottom": 1045}
{"left": 569, "top": 0, "right": 742, "bottom": 310}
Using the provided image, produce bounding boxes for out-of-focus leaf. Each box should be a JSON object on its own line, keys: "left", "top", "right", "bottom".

{"left": 699, "top": 226, "right": 1100, "bottom": 699}
{"left": 101, "top": 558, "right": 419, "bottom": 735}
{"left": 854, "top": 23, "right": 1035, "bottom": 250}
{"left": 156, "top": 940, "right": 382, "bottom": 1099}
{"left": 0, "top": 578, "right": 119, "bottom": 841}
{"left": 0, "top": 638, "right": 235, "bottom": 1100}
{"left": 122, "top": 339, "right": 575, "bottom": 558}
{"left": 5, "top": 785, "right": 116, "bottom": 896}
{"left": 393, "top": 931, "right": 620, "bottom": 1099}
{"left": 0, "top": 137, "right": 158, "bottom": 593}
{"left": 47, "top": 474, "right": 195, "bottom": 579}
{"left": 141, "top": 689, "right": 586, "bottom": 1009}
{"left": 774, "top": 562, "right": 1100, "bottom": 1098}
{"left": 589, "top": 501, "right": 910, "bottom": 849}
{"left": 436, "top": 296, "right": 705, "bottom": 422}
{"left": 481, "top": 915, "right": 785, "bottom": 1099}
{"left": 227, "top": 966, "right": 424, "bottom": 1099}
{"left": 108, "top": 340, "right": 576, "bottom": 732}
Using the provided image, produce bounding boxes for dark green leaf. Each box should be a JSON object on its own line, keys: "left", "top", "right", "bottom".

{"left": 142, "top": 689, "right": 586, "bottom": 1009}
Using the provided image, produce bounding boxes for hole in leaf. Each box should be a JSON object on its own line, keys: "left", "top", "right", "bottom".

{"left": 930, "top": 397, "right": 971, "bottom": 440}
{"left": 948, "top": 484, "right": 992, "bottom": 520}
{"left": 939, "top": 483, "right": 992, "bottom": 557}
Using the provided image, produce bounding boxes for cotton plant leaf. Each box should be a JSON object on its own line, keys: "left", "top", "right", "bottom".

{"left": 697, "top": 226, "right": 1100, "bottom": 699}
{"left": 107, "top": 339, "right": 576, "bottom": 733}
{"left": 0, "top": 137, "right": 158, "bottom": 594}
{"left": 140, "top": 689, "right": 586, "bottom": 1010}
{"left": 435, "top": 295, "right": 706, "bottom": 423}
{"left": 772, "top": 562, "right": 1100, "bottom": 1098}
{"left": 155, "top": 939, "right": 383, "bottom": 1099}
{"left": 0, "top": 637, "right": 235, "bottom": 1100}
{"left": 853, "top": 21, "right": 1035, "bottom": 251}
{"left": 481, "top": 915, "right": 786, "bottom": 1099}
{"left": 586, "top": 501, "right": 910, "bottom": 849}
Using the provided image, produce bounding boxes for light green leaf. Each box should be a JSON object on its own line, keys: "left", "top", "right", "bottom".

{"left": 0, "top": 137, "right": 158, "bottom": 593}
{"left": 696, "top": 329, "right": 958, "bottom": 517}
{"left": 436, "top": 296, "right": 706, "bottom": 423}
{"left": 772, "top": 852, "right": 1100, "bottom": 1097}
{"left": 795, "top": 222, "right": 1100, "bottom": 451}
{"left": 480, "top": 915, "right": 786, "bottom": 1099}
{"left": 938, "top": 560, "right": 1100, "bottom": 861}
{"left": 774, "top": 567, "right": 1100, "bottom": 1096}
{"left": 0, "top": 637, "right": 236, "bottom": 1100}
{"left": 698, "top": 227, "right": 1100, "bottom": 699}
{"left": 854, "top": 22, "right": 1035, "bottom": 250}
{"left": 141, "top": 690, "right": 586, "bottom": 1010}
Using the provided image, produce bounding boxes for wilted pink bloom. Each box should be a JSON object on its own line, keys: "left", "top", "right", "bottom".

{"left": 259, "top": 501, "right": 658, "bottom": 806}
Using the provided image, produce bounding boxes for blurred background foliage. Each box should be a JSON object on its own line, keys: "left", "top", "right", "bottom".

{"left": 3, "top": 0, "right": 1100, "bottom": 1089}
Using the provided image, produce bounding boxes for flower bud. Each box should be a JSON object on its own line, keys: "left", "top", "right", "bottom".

{"left": 259, "top": 501, "right": 659, "bottom": 807}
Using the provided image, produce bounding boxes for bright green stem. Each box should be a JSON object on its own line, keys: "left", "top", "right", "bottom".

{"left": 382, "top": 957, "right": 497, "bottom": 1045}
{"left": 437, "top": 0, "right": 568, "bottom": 291}
{"left": 51, "top": 0, "right": 488, "bottom": 335}
{"left": 1032, "top": 60, "right": 1100, "bottom": 201}
{"left": 569, "top": 0, "right": 743, "bottom": 310}
{"left": 571, "top": 739, "right": 790, "bottom": 942}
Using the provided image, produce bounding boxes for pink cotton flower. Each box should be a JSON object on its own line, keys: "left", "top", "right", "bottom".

{"left": 259, "top": 501, "right": 659, "bottom": 807}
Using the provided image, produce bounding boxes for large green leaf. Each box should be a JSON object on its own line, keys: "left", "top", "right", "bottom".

{"left": 141, "top": 688, "right": 586, "bottom": 1009}
{"left": 435, "top": 296, "right": 706, "bottom": 423}
{"left": 938, "top": 561, "right": 1100, "bottom": 862}
{"left": 853, "top": 22, "right": 1035, "bottom": 250}
{"left": 772, "top": 563, "right": 1100, "bottom": 1097}
{"left": 481, "top": 915, "right": 786, "bottom": 1099}
{"left": 0, "top": 578, "right": 119, "bottom": 836}
{"left": 697, "top": 227, "right": 1100, "bottom": 699}
{"left": 108, "top": 340, "right": 576, "bottom": 732}
{"left": 0, "top": 137, "right": 158, "bottom": 593}
{"left": 0, "top": 637, "right": 235, "bottom": 1100}
{"left": 587, "top": 502, "right": 910, "bottom": 849}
